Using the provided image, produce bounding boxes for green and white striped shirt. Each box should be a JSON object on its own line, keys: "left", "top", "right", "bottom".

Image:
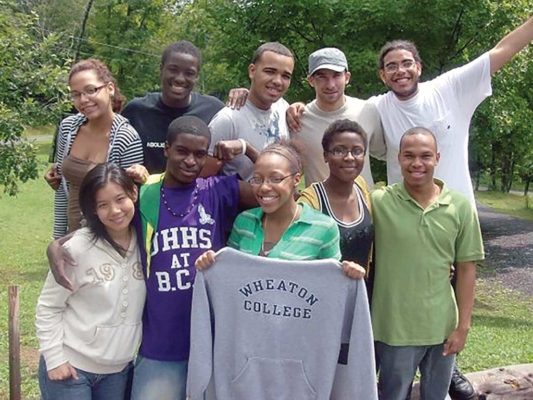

{"left": 228, "top": 203, "right": 341, "bottom": 261}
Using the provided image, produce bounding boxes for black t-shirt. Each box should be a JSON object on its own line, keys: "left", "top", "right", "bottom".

{"left": 122, "top": 92, "right": 224, "bottom": 174}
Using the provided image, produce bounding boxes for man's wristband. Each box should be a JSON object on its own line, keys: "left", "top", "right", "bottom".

{"left": 238, "top": 139, "right": 247, "bottom": 155}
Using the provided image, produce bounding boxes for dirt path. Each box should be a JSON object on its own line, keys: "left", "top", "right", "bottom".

{"left": 477, "top": 203, "right": 533, "bottom": 298}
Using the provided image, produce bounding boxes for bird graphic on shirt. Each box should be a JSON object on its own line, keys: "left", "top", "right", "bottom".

{"left": 198, "top": 204, "right": 215, "bottom": 225}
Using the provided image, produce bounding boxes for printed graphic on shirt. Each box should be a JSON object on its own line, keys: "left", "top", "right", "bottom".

{"left": 238, "top": 278, "right": 320, "bottom": 319}
{"left": 150, "top": 225, "right": 211, "bottom": 293}
{"left": 85, "top": 261, "right": 144, "bottom": 284}
{"left": 198, "top": 204, "right": 215, "bottom": 225}
{"left": 256, "top": 110, "right": 283, "bottom": 142}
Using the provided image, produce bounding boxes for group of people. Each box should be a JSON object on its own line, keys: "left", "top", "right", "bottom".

{"left": 36, "top": 14, "right": 532, "bottom": 400}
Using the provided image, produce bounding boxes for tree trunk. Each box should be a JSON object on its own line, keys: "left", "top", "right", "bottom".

{"left": 490, "top": 142, "right": 498, "bottom": 190}
{"left": 74, "top": 0, "right": 94, "bottom": 62}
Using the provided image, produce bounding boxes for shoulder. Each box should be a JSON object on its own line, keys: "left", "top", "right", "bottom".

{"left": 197, "top": 175, "right": 238, "bottom": 192}
{"left": 124, "top": 93, "right": 159, "bottom": 110}
{"left": 371, "top": 183, "right": 398, "bottom": 202}
{"left": 209, "top": 106, "right": 237, "bottom": 125}
{"left": 59, "top": 113, "right": 85, "bottom": 131}
{"left": 63, "top": 228, "right": 94, "bottom": 253}
{"left": 300, "top": 203, "right": 336, "bottom": 229}
{"left": 345, "top": 95, "right": 366, "bottom": 107}
{"left": 235, "top": 208, "right": 261, "bottom": 224}
{"left": 208, "top": 107, "right": 239, "bottom": 137}
{"left": 354, "top": 175, "right": 371, "bottom": 204}
{"left": 192, "top": 92, "right": 224, "bottom": 108}
{"left": 367, "top": 93, "right": 388, "bottom": 107}
{"left": 112, "top": 115, "right": 141, "bottom": 139}
{"left": 298, "top": 183, "right": 320, "bottom": 210}
{"left": 443, "top": 186, "right": 473, "bottom": 210}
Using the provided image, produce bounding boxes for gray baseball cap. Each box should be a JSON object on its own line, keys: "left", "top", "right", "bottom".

{"left": 308, "top": 47, "right": 348, "bottom": 75}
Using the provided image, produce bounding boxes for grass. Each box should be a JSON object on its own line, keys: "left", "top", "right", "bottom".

{"left": 0, "top": 152, "right": 54, "bottom": 399}
{"left": 0, "top": 148, "right": 531, "bottom": 397}
{"left": 475, "top": 190, "right": 533, "bottom": 220}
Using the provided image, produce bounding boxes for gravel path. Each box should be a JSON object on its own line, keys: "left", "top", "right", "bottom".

{"left": 477, "top": 203, "right": 533, "bottom": 298}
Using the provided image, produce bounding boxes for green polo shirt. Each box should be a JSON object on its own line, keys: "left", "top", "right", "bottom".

{"left": 370, "top": 180, "right": 484, "bottom": 346}
{"left": 227, "top": 203, "right": 341, "bottom": 261}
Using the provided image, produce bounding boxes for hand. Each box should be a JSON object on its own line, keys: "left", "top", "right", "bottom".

{"left": 226, "top": 88, "right": 249, "bottom": 109}
{"left": 342, "top": 261, "right": 366, "bottom": 280}
{"left": 286, "top": 102, "right": 305, "bottom": 133}
{"left": 195, "top": 250, "right": 216, "bottom": 270}
{"left": 213, "top": 140, "right": 244, "bottom": 161}
{"left": 44, "top": 164, "right": 61, "bottom": 191}
{"left": 47, "top": 239, "right": 76, "bottom": 291}
{"left": 126, "top": 164, "right": 149, "bottom": 184}
{"left": 48, "top": 362, "right": 79, "bottom": 381}
{"left": 443, "top": 327, "right": 469, "bottom": 356}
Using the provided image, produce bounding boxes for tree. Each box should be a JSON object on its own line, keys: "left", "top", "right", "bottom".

{"left": 0, "top": 0, "right": 70, "bottom": 195}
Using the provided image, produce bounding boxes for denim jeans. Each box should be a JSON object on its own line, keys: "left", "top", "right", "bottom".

{"left": 38, "top": 356, "right": 132, "bottom": 400}
{"left": 130, "top": 355, "right": 188, "bottom": 400}
{"left": 376, "top": 341, "right": 454, "bottom": 400}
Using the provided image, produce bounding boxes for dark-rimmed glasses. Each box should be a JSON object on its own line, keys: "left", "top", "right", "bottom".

{"left": 327, "top": 147, "right": 365, "bottom": 158}
{"left": 383, "top": 59, "right": 416, "bottom": 73}
{"left": 249, "top": 173, "right": 296, "bottom": 186}
{"left": 69, "top": 85, "right": 107, "bottom": 101}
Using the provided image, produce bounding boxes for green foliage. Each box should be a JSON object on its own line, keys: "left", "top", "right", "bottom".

{"left": 471, "top": 0, "right": 532, "bottom": 192}
{"left": 86, "top": 0, "right": 173, "bottom": 99}
{"left": 0, "top": 0, "right": 70, "bottom": 195}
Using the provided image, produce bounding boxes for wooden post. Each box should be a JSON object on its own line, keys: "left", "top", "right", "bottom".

{"left": 8, "top": 285, "right": 21, "bottom": 400}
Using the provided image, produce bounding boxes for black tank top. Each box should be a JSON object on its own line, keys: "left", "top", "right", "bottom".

{"left": 314, "top": 182, "right": 374, "bottom": 267}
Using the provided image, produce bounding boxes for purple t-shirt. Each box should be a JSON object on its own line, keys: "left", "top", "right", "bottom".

{"left": 139, "top": 175, "right": 239, "bottom": 361}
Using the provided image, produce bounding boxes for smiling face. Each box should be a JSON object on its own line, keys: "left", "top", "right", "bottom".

{"left": 69, "top": 69, "right": 114, "bottom": 120}
{"left": 95, "top": 182, "right": 137, "bottom": 239}
{"left": 251, "top": 152, "right": 300, "bottom": 215}
{"left": 164, "top": 133, "right": 209, "bottom": 187}
{"left": 398, "top": 133, "right": 440, "bottom": 189}
{"left": 308, "top": 69, "right": 350, "bottom": 111}
{"left": 324, "top": 131, "right": 366, "bottom": 183}
{"left": 248, "top": 51, "right": 294, "bottom": 110}
{"left": 160, "top": 51, "right": 200, "bottom": 108}
{"left": 379, "top": 49, "right": 422, "bottom": 100}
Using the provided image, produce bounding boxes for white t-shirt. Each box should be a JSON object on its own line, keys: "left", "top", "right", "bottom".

{"left": 294, "top": 96, "right": 386, "bottom": 187}
{"left": 209, "top": 98, "right": 289, "bottom": 181}
{"left": 369, "top": 52, "right": 492, "bottom": 204}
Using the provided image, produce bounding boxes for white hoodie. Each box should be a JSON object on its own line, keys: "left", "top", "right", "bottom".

{"left": 36, "top": 228, "right": 146, "bottom": 374}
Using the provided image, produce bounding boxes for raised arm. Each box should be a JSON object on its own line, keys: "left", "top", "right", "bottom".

{"left": 489, "top": 15, "right": 533, "bottom": 75}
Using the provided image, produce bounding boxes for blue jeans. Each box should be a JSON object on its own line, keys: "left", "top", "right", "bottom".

{"left": 38, "top": 357, "right": 132, "bottom": 400}
{"left": 131, "top": 355, "right": 188, "bottom": 400}
{"left": 376, "top": 341, "right": 454, "bottom": 400}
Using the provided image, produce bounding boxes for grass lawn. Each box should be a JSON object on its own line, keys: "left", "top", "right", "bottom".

{"left": 1, "top": 150, "right": 532, "bottom": 397}
{"left": 475, "top": 190, "right": 533, "bottom": 220}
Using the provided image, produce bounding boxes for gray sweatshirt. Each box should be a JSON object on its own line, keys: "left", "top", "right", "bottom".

{"left": 187, "top": 247, "right": 377, "bottom": 400}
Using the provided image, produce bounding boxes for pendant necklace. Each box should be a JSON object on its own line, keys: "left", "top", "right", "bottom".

{"left": 160, "top": 184, "right": 199, "bottom": 218}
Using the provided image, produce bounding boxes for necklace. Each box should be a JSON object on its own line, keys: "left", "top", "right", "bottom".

{"left": 160, "top": 185, "right": 199, "bottom": 218}
{"left": 261, "top": 205, "right": 300, "bottom": 256}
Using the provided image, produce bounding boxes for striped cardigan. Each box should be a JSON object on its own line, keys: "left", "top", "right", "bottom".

{"left": 52, "top": 113, "right": 144, "bottom": 238}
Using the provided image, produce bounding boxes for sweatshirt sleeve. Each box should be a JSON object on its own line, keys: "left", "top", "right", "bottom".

{"left": 186, "top": 271, "right": 214, "bottom": 399}
{"left": 35, "top": 271, "right": 74, "bottom": 371}
{"left": 331, "top": 280, "right": 378, "bottom": 399}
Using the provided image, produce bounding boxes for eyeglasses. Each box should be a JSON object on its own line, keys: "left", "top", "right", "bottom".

{"left": 327, "top": 147, "right": 365, "bottom": 158}
{"left": 249, "top": 173, "right": 296, "bottom": 186}
{"left": 383, "top": 59, "right": 416, "bottom": 73}
{"left": 69, "top": 85, "right": 107, "bottom": 101}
